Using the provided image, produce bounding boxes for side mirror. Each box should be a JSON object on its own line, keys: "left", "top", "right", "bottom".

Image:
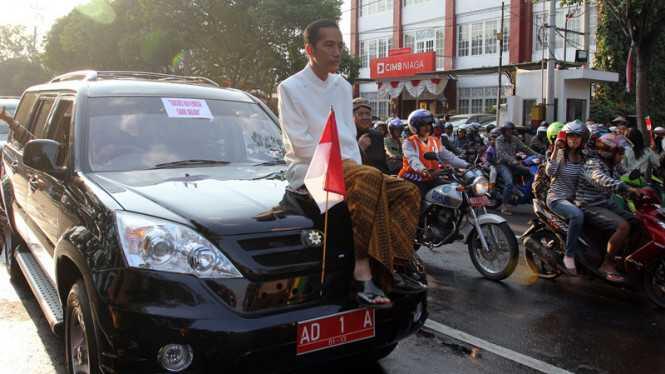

{"left": 23, "top": 139, "right": 65, "bottom": 177}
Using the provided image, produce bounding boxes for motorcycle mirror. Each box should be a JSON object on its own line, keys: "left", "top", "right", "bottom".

{"left": 424, "top": 152, "right": 438, "bottom": 161}
{"left": 629, "top": 169, "right": 641, "bottom": 180}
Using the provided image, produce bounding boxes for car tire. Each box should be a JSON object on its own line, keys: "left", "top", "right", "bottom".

{"left": 2, "top": 225, "right": 21, "bottom": 281}
{"left": 65, "top": 280, "right": 100, "bottom": 374}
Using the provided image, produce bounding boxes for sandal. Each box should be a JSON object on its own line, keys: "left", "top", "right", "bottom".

{"left": 354, "top": 279, "right": 393, "bottom": 310}
{"left": 392, "top": 272, "right": 426, "bottom": 294}
{"left": 604, "top": 272, "right": 625, "bottom": 284}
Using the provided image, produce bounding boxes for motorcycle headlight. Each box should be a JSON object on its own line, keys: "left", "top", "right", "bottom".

{"left": 473, "top": 176, "right": 489, "bottom": 196}
{"left": 115, "top": 211, "right": 243, "bottom": 279}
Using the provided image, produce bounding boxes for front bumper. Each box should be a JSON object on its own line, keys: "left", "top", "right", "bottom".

{"left": 95, "top": 270, "right": 427, "bottom": 373}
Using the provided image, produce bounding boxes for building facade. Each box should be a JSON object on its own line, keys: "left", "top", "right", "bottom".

{"left": 349, "top": 0, "right": 598, "bottom": 122}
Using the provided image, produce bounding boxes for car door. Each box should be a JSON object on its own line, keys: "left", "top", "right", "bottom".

{"left": 27, "top": 96, "right": 75, "bottom": 248}
{"left": 4, "top": 94, "right": 54, "bottom": 215}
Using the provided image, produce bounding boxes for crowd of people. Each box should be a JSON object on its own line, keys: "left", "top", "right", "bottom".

{"left": 351, "top": 96, "right": 665, "bottom": 284}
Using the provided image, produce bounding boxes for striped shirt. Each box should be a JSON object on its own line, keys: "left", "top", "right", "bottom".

{"left": 574, "top": 155, "right": 629, "bottom": 207}
{"left": 545, "top": 149, "right": 584, "bottom": 205}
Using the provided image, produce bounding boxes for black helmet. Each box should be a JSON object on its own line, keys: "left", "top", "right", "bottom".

{"left": 407, "top": 109, "right": 434, "bottom": 134}
{"left": 500, "top": 121, "right": 515, "bottom": 132}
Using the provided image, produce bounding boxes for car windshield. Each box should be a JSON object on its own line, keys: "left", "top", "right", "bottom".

{"left": 87, "top": 97, "right": 284, "bottom": 172}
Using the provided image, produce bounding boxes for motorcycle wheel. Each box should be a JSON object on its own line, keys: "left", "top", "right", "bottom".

{"left": 524, "top": 230, "right": 561, "bottom": 280}
{"left": 644, "top": 256, "right": 665, "bottom": 309}
{"left": 468, "top": 222, "right": 519, "bottom": 281}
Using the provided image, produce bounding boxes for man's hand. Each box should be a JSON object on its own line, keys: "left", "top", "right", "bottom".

{"left": 0, "top": 106, "right": 13, "bottom": 125}
{"left": 358, "top": 134, "right": 371, "bottom": 151}
{"left": 627, "top": 187, "right": 644, "bottom": 200}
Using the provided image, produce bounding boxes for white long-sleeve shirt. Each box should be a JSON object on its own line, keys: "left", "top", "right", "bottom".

{"left": 278, "top": 65, "right": 362, "bottom": 189}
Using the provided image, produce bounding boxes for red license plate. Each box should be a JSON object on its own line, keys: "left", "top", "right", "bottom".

{"left": 469, "top": 195, "right": 489, "bottom": 207}
{"left": 296, "top": 308, "right": 375, "bottom": 355}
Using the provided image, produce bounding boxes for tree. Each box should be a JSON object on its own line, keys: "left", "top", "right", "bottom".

{"left": 42, "top": 0, "right": 355, "bottom": 102}
{"left": 0, "top": 25, "right": 48, "bottom": 96}
{"left": 565, "top": 0, "right": 665, "bottom": 133}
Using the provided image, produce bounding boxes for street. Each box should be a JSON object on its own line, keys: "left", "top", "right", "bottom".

{"left": 1, "top": 206, "right": 664, "bottom": 374}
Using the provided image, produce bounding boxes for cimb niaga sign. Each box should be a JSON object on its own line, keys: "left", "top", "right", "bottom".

{"left": 370, "top": 50, "right": 435, "bottom": 80}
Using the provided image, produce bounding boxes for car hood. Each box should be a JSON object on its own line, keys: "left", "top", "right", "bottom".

{"left": 87, "top": 165, "right": 314, "bottom": 236}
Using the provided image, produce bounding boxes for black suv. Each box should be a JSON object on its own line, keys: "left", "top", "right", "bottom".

{"left": 1, "top": 71, "right": 427, "bottom": 373}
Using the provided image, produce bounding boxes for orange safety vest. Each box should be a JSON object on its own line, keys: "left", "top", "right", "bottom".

{"left": 398, "top": 135, "right": 442, "bottom": 182}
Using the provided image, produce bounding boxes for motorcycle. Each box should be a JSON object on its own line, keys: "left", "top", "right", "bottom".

{"left": 486, "top": 153, "right": 542, "bottom": 210}
{"left": 521, "top": 189, "right": 665, "bottom": 308}
{"left": 416, "top": 153, "right": 520, "bottom": 280}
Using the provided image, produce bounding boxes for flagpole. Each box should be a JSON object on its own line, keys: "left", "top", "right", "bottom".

{"left": 320, "top": 191, "right": 330, "bottom": 295}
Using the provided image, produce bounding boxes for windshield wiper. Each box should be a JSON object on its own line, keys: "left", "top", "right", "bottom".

{"left": 152, "top": 159, "right": 231, "bottom": 169}
{"left": 253, "top": 159, "right": 286, "bottom": 166}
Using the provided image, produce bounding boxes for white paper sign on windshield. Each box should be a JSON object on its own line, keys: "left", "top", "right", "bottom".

{"left": 161, "top": 98, "right": 213, "bottom": 119}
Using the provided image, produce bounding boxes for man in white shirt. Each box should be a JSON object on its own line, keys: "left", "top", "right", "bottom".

{"left": 278, "top": 20, "right": 423, "bottom": 308}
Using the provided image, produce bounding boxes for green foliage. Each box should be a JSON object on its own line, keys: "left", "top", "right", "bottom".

{"left": 41, "top": 0, "right": 354, "bottom": 100}
{"left": 589, "top": 1, "right": 665, "bottom": 124}
{"left": 0, "top": 25, "right": 48, "bottom": 95}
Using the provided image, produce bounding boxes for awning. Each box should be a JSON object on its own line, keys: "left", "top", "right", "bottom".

{"left": 377, "top": 77, "right": 449, "bottom": 99}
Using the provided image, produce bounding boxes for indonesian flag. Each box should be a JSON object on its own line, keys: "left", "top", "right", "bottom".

{"left": 304, "top": 108, "right": 347, "bottom": 214}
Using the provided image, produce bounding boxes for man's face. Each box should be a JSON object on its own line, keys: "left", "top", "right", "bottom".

{"left": 306, "top": 27, "right": 343, "bottom": 74}
{"left": 354, "top": 107, "right": 372, "bottom": 133}
{"left": 445, "top": 127, "right": 452, "bottom": 135}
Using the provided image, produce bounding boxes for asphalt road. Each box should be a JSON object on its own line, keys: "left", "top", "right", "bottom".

{"left": 1, "top": 205, "right": 664, "bottom": 374}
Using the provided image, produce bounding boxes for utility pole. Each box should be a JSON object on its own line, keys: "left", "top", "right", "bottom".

{"left": 496, "top": 1, "right": 505, "bottom": 125}
{"left": 546, "top": 0, "right": 557, "bottom": 123}
{"left": 583, "top": 0, "right": 591, "bottom": 60}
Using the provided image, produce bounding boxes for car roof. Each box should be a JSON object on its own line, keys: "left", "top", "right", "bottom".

{"left": 25, "top": 79, "right": 253, "bottom": 103}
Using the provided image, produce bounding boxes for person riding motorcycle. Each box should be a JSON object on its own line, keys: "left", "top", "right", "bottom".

{"left": 455, "top": 123, "right": 484, "bottom": 163}
{"left": 433, "top": 119, "right": 461, "bottom": 155}
{"left": 384, "top": 118, "right": 405, "bottom": 174}
{"left": 399, "top": 109, "right": 468, "bottom": 195}
{"left": 495, "top": 121, "right": 541, "bottom": 215}
{"left": 574, "top": 133, "right": 644, "bottom": 283}
{"left": 530, "top": 124, "right": 549, "bottom": 155}
{"left": 545, "top": 120, "right": 588, "bottom": 274}
{"left": 481, "top": 128, "right": 502, "bottom": 189}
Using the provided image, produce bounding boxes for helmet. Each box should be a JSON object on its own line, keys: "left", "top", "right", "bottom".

{"left": 469, "top": 122, "right": 481, "bottom": 132}
{"left": 388, "top": 118, "right": 404, "bottom": 130}
{"left": 654, "top": 126, "right": 665, "bottom": 135}
{"left": 500, "top": 121, "right": 515, "bottom": 131}
{"left": 444, "top": 122, "right": 454, "bottom": 130}
{"left": 490, "top": 128, "right": 501, "bottom": 139}
{"left": 587, "top": 124, "right": 610, "bottom": 148}
{"left": 485, "top": 123, "right": 496, "bottom": 132}
{"left": 562, "top": 120, "right": 589, "bottom": 143}
{"left": 595, "top": 133, "right": 626, "bottom": 159}
{"left": 407, "top": 109, "right": 434, "bottom": 134}
{"left": 546, "top": 122, "right": 565, "bottom": 144}
{"left": 540, "top": 121, "right": 549, "bottom": 127}
{"left": 458, "top": 123, "right": 472, "bottom": 134}
{"left": 536, "top": 126, "right": 547, "bottom": 135}
{"left": 433, "top": 119, "right": 446, "bottom": 131}
{"left": 373, "top": 121, "right": 387, "bottom": 130}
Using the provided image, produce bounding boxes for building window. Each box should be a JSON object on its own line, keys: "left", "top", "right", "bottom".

{"left": 457, "top": 24, "right": 469, "bottom": 57}
{"left": 458, "top": 86, "right": 509, "bottom": 114}
{"left": 534, "top": 6, "right": 585, "bottom": 51}
{"left": 404, "top": 0, "right": 432, "bottom": 7}
{"left": 435, "top": 28, "right": 444, "bottom": 70}
{"left": 484, "top": 20, "right": 497, "bottom": 54}
{"left": 404, "top": 33, "right": 414, "bottom": 51}
{"left": 502, "top": 19, "right": 509, "bottom": 52}
{"left": 404, "top": 27, "right": 443, "bottom": 69}
{"left": 360, "top": 0, "right": 393, "bottom": 17}
{"left": 471, "top": 23, "right": 484, "bottom": 55}
{"left": 360, "top": 37, "right": 392, "bottom": 68}
{"left": 362, "top": 92, "right": 391, "bottom": 120}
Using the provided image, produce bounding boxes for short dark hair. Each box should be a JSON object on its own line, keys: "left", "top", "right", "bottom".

{"left": 304, "top": 19, "right": 340, "bottom": 46}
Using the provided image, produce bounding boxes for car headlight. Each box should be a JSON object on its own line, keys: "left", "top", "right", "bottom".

{"left": 115, "top": 211, "right": 242, "bottom": 278}
{"left": 473, "top": 176, "right": 489, "bottom": 196}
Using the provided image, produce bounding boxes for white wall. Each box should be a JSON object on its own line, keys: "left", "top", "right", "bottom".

{"left": 402, "top": 1, "right": 444, "bottom": 25}
{"left": 358, "top": 11, "right": 393, "bottom": 32}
